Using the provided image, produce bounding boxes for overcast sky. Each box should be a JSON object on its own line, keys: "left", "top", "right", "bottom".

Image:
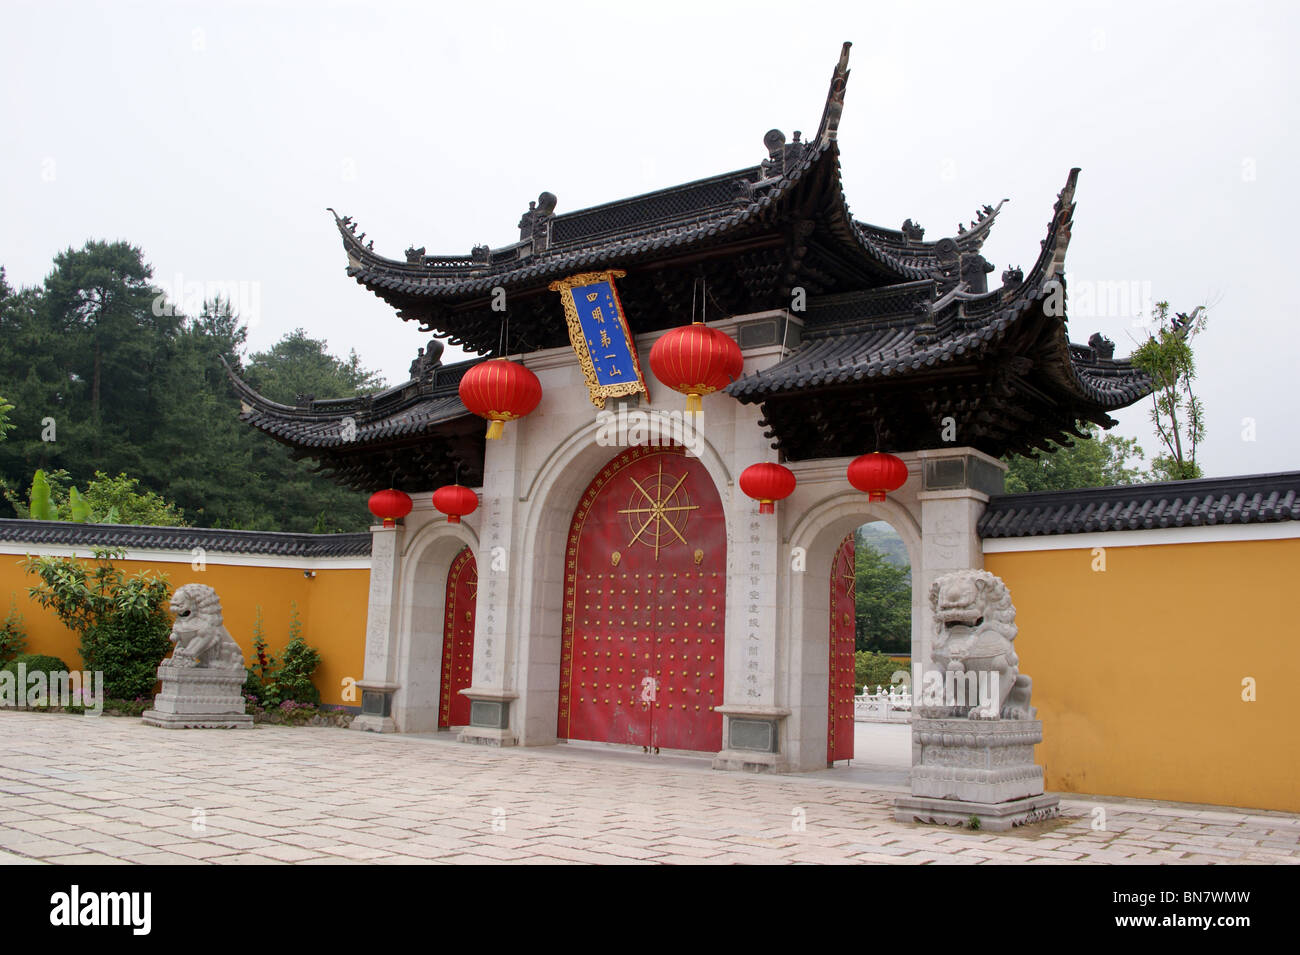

{"left": 3, "top": 0, "right": 1296, "bottom": 478}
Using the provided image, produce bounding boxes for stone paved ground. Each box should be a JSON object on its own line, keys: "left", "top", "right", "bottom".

{"left": 1, "top": 712, "right": 1297, "bottom": 865}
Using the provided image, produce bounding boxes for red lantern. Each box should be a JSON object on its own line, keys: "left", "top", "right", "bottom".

{"left": 368, "top": 489, "right": 412, "bottom": 528}
{"left": 649, "top": 323, "right": 743, "bottom": 414}
{"left": 432, "top": 484, "right": 479, "bottom": 524}
{"left": 739, "top": 463, "right": 796, "bottom": 514}
{"left": 847, "top": 452, "right": 909, "bottom": 502}
{"left": 458, "top": 358, "right": 542, "bottom": 439}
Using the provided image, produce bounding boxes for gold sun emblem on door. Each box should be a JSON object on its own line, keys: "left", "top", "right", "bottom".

{"left": 618, "top": 462, "right": 700, "bottom": 560}
{"left": 835, "top": 545, "right": 854, "bottom": 599}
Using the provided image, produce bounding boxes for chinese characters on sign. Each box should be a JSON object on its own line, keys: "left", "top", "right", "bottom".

{"left": 746, "top": 519, "right": 763, "bottom": 700}
{"left": 550, "top": 270, "right": 650, "bottom": 407}
{"left": 479, "top": 496, "right": 504, "bottom": 683}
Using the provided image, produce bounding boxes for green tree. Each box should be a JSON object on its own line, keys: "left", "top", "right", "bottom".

{"left": 0, "top": 393, "right": 13, "bottom": 443}
{"left": 854, "top": 650, "right": 904, "bottom": 694}
{"left": 0, "top": 265, "right": 66, "bottom": 483}
{"left": 41, "top": 240, "right": 176, "bottom": 467}
{"left": 6, "top": 469, "right": 186, "bottom": 525}
{"left": 1002, "top": 424, "right": 1148, "bottom": 493}
{"left": 1131, "top": 303, "right": 1208, "bottom": 481}
{"left": 0, "top": 598, "right": 26, "bottom": 664}
{"left": 5, "top": 468, "right": 67, "bottom": 519}
{"left": 144, "top": 296, "right": 269, "bottom": 529}
{"left": 78, "top": 472, "right": 187, "bottom": 525}
{"left": 23, "top": 549, "right": 172, "bottom": 699}
{"left": 1, "top": 245, "right": 387, "bottom": 532}
{"left": 232, "top": 328, "right": 384, "bottom": 533}
{"left": 243, "top": 328, "right": 384, "bottom": 404}
{"left": 854, "top": 534, "right": 911, "bottom": 654}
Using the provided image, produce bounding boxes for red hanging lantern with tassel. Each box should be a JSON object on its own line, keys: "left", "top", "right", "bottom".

{"left": 847, "top": 452, "right": 909, "bottom": 502}
{"left": 739, "top": 463, "right": 796, "bottom": 514}
{"left": 649, "top": 322, "right": 743, "bottom": 414}
{"left": 432, "top": 484, "right": 479, "bottom": 524}
{"left": 458, "top": 358, "right": 542, "bottom": 439}
{"left": 368, "top": 489, "right": 413, "bottom": 527}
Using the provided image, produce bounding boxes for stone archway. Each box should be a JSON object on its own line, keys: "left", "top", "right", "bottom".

{"left": 556, "top": 444, "right": 727, "bottom": 752}
{"left": 783, "top": 493, "right": 924, "bottom": 772}
{"left": 388, "top": 519, "right": 478, "bottom": 733}
{"left": 511, "top": 418, "right": 736, "bottom": 747}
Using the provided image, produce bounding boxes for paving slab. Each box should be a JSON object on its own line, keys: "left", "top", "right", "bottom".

{"left": 1, "top": 711, "right": 1297, "bottom": 866}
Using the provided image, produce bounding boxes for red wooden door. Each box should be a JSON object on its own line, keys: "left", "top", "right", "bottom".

{"left": 828, "top": 532, "right": 856, "bottom": 764}
{"left": 559, "top": 446, "right": 725, "bottom": 753}
{"left": 439, "top": 546, "right": 477, "bottom": 727}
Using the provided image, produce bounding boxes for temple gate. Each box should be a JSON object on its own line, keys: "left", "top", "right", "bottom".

{"left": 231, "top": 44, "right": 1156, "bottom": 778}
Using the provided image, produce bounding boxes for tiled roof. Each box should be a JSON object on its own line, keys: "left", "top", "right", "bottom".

{"left": 979, "top": 472, "right": 1300, "bottom": 538}
{"left": 222, "top": 356, "right": 487, "bottom": 493}
{"left": 225, "top": 356, "right": 476, "bottom": 448}
{"left": 334, "top": 140, "right": 855, "bottom": 299}
{"left": 854, "top": 197, "right": 1005, "bottom": 264}
{"left": 0, "top": 520, "right": 372, "bottom": 557}
{"left": 725, "top": 280, "right": 1148, "bottom": 410}
{"left": 726, "top": 168, "right": 1148, "bottom": 413}
{"left": 333, "top": 148, "right": 1004, "bottom": 309}
{"left": 325, "top": 45, "right": 1018, "bottom": 359}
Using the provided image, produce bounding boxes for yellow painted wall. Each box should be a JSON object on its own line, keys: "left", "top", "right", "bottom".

{"left": 0, "top": 554, "right": 369, "bottom": 706}
{"left": 986, "top": 538, "right": 1299, "bottom": 813}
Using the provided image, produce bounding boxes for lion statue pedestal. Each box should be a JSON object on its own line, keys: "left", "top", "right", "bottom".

{"left": 142, "top": 584, "right": 253, "bottom": 730}
{"left": 893, "top": 570, "right": 1059, "bottom": 831}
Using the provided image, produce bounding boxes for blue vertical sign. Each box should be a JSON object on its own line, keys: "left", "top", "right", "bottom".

{"left": 550, "top": 269, "right": 650, "bottom": 408}
{"left": 573, "top": 279, "right": 638, "bottom": 387}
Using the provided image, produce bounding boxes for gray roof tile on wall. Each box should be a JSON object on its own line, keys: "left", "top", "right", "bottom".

{"left": 979, "top": 472, "right": 1300, "bottom": 538}
{"left": 0, "top": 520, "right": 372, "bottom": 558}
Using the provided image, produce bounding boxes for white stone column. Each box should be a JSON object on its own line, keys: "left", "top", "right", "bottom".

{"left": 352, "top": 522, "right": 404, "bottom": 733}
{"left": 459, "top": 424, "right": 523, "bottom": 746}
{"left": 914, "top": 447, "right": 1005, "bottom": 669}
{"left": 712, "top": 367, "right": 791, "bottom": 772}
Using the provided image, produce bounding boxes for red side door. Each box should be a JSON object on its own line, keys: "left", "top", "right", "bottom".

{"left": 828, "top": 532, "right": 856, "bottom": 764}
{"left": 439, "top": 546, "right": 477, "bottom": 727}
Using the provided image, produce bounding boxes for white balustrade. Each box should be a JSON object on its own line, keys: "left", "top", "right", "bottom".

{"left": 853, "top": 684, "right": 912, "bottom": 723}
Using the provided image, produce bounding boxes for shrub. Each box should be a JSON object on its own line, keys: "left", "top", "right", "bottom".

{"left": 103, "top": 698, "right": 149, "bottom": 717}
{"left": 0, "top": 597, "right": 26, "bottom": 664}
{"left": 81, "top": 615, "right": 172, "bottom": 701}
{"left": 1, "top": 653, "right": 72, "bottom": 678}
{"left": 278, "top": 606, "right": 321, "bottom": 705}
{"left": 245, "top": 607, "right": 274, "bottom": 705}
{"left": 22, "top": 548, "right": 172, "bottom": 700}
{"left": 244, "top": 604, "right": 320, "bottom": 706}
{"left": 1, "top": 654, "right": 73, "bottom": 709}
{"left": 854, "top": 650, "right": 906, "bottom": 695}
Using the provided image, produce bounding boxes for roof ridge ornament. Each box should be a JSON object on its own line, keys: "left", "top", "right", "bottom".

{"left": 327, "top": 207, "right": 377, "bottom": 266}
{"left": 815, "top": 41, "right": 852, "bottom": 147}
{"left": 518, "top": 191, "right": 558, "bottom": 254}
{"left": 1087, "top": 332, "right": 1115, "bottom": 360}
{"left": 1036, "top": 167, "right": 1081, "bottom": 291}
{"left": 760, "top": 129, "right": 806, "bottom": 181}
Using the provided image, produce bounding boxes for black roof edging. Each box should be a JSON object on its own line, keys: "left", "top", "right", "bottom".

{"left": 979, "top": 471, "right": 1300, "bottom": 539}
{"left": 0, "top": 520, "right": 373, "bottom": 559}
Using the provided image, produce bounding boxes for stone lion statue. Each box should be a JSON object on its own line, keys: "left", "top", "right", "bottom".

{"left": 165, "top": 584, "right": 245, "bottom": 670}
{"left": 928, "top": 570, "right": 1034, "bottom": 720}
